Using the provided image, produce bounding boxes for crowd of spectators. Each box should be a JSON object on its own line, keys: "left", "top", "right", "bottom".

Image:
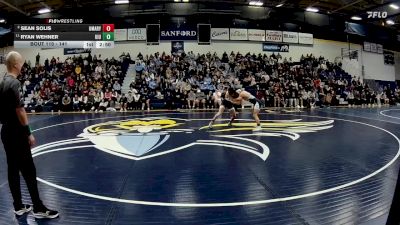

{"left": 17, "top": 50, "right": 400, "bottom": 113}
{"left": 129, "top": 51, "right": 399, "bottom": 110}
{"left": 19, "top": 52, "right": 132, "bottom": 112}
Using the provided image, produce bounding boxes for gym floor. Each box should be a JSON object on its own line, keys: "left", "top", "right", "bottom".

{"left": 0, "top": 107, "right": 399, "bottom": 225}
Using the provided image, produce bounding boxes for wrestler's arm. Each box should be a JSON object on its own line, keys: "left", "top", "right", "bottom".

{"left": 239, "top": 91, "right": 252, "bottom": 100}
{"left": 229, "top": 94, "right": 242, "bottom": 104}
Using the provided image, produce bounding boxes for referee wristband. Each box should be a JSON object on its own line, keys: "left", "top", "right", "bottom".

{"left": 23, "top": 125, "right": 32, "bottom": 136}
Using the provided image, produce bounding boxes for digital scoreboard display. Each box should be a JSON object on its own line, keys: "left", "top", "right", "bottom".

{"left": 13, "top": 21, "right": 115, "bottom": 49}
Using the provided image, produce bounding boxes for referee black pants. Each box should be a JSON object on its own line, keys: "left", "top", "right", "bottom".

{"left": 387, "top": 169, "right": 400, "bottom": 225}
{"left": 1, "top": 125, "right": 44, "bottom": 209}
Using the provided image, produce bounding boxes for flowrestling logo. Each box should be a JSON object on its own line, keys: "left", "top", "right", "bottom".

{"left": 367, "top": 11, "right": 388, "bottom": 19}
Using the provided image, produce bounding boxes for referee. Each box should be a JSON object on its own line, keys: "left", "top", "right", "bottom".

{"left": 387, "top": 171, "right": 400, "bottom": 224}
{"left": 0, "top": 51, "right": 58, "bottom": 219}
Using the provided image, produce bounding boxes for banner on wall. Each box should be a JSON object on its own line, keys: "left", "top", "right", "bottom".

{"left": 384, "top": 51, "right": 394, "bottom": 65}
{"left": 114, "top": 29, "right": 128, "bottom": 41}
{"left": 248, "top": 29, "right": 265, "bottom": 41}
{"left": 128, "top": 28, "right": 146, "bottom": 41}
{"left": 230, "top": 28, "right": 248, "bottom": 40}
{"left": 363, "top": 42, "right": 371, "bottom": 52}
{"left": 282, "top": 31, "right": 298, "bottom": 43}
{"left": 370, "top": 43, "right": 377, "bottom": 53}
{"left": 211, "top": 28, "right": 229, "bottom": 40}
{"left": 364, "top": 41, "right": 383, "bottom": 54}
{"left": 377, "top": 44, "right": 383, "bottom": 54}
{"left": 265, "top": 30, "right": 282, "bottom": 42}
{"left": 345, "top": 22, "right": 367, "bottom": 36}
{"left": 160, "top": 27, "right": 197, "bottom": 40}
{"left": 298, "top": 33, "right": 313, "bottom": 45}
{"left": 171, "top": 41, "right": 184, "bottom": 54}
{"left": 64, "top": 48, "right": 91, "bottom": 55}
{"left": 262, "top": 43, "right": 289, "bottom": 52}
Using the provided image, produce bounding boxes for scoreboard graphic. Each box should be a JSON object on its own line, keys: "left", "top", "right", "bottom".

{"left": 14, "top": 23, "right": 115, "bottom": 49}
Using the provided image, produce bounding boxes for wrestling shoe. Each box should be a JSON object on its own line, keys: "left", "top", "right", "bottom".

{"left": 253, "top": 125, "right": 262, "bottom": 132}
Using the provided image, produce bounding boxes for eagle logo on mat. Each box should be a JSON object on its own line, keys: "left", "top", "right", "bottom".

{"left": 78, "top": 118, "right": 193, "bottom": 157}
{"left": 73, "top": 117, "right": 335, "bottom": 161}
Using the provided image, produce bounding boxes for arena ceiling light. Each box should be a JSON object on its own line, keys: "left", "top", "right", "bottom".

{"left": 390, "top": 4, "right": 399, "bottom": 10}
{"left": 351, "top": 16, "right": 362, "bottom": 21}
{"left": 276, "top": 3, "right": 283, "bottom": 7}
{"left": 249, "top": 1, "right": 264, "bottom": 6}
{"left": 306, "top": 7, "right": 319, "bottom": 12}
{"left": 115, "top": 0, "right": 129, "bottom": 4}
{"left": 38, "top": 8, "right": 51, "bottom": 14}
{"left": 0, "top": 19, "right": 5, "bottom": 23}
{"left": 386, "top": 19, "right": 395, "bottom": 25}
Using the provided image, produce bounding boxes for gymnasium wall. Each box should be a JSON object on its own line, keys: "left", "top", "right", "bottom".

{"left": 363, "top": 51, "right": 396, "bottom": 81}
{"left": 395, "top": 52, "right": 400, "bottom": 81}
{"left": 12, "top": 39, "right": 357, "bottom": 62}
{"left": 0, "top": 38, "right": 397, "bottom": 81}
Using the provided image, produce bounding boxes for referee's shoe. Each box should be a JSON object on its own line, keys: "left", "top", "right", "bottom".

{"left": 14, "top": 204, "right": 32, "bottom": 216}
{"left": 32, "top": 206, "right": 59, "bottom": 219}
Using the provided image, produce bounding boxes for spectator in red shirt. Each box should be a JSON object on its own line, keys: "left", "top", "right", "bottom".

{"left": 67, "top": 77, "right": 75, "bottom": 88}
{"left": 104, "top": 89, "right": 112, "bottom": 101}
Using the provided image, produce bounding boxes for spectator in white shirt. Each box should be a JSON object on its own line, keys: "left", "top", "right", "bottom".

{"left": 133, "top": 91, "right": 141, "bottom": 110}
{"left": 187, "top": 90, "right": 196, "bottom": 109}
{"left": 299, "top": 89, "right": 308, "bottom": 108}
{"left": 95, "top": 62, "right": 103, "bottom": 74}
{"left": 99, "top": 99, "right": 108, "bottom": 112}
{"left": 113, "top": 81, "right": 121, "bottom": 94}
{"left": 79, "top": 94, "right": 88, "bottom": 112}
{"left": 72, "top": 94, "right": 80, "bottom": 111}
{"left": 155, "top": 89, "right": 164, "bottom": 100}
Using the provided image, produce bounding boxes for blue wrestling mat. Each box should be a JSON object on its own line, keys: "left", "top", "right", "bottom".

{"left": 0, "top": 107, "right": 399, "bottom": 225}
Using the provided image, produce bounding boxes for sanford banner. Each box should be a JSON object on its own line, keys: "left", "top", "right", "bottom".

{"left": 160, "top": 26, "right": 197, "bottom": 40}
